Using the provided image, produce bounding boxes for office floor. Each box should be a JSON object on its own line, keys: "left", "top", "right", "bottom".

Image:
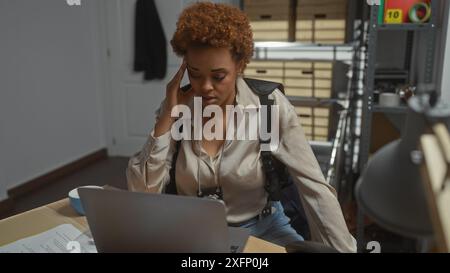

{"left": 0, "top": 157, "right": 129, "bottom": 220}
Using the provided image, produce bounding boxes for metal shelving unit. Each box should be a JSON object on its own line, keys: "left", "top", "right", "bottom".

{"left": 251, "top": 42, "right": 356, "bottom": 175}
{"left": 359, "top": 2, "right": 438, "bottom": 173}
{"left": 247, "top": 0, "right": 373, "bottom": 197}
{"left": 377, "top": 23, "right": 436, "bottom": 30}
{"left": 252, "top": 31, "right": 372, "bottom": 201}
{"left": 343, "top": 14, "right": 367, "bottom": 205}
{"left": 253, "top": 42, "right": 355, "bottom": 61}
{"left": 355, "top": 1, "right": 438, "bottom": 252}
{"left": 372, "top": 105, "right": 409, "bottom": 113}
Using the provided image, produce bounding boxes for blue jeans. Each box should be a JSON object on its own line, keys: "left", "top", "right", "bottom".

{"left": 239, "top": 202, "right": 304, "bottom": 247}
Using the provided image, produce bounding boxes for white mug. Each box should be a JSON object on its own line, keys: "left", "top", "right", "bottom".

{"left": 379, "top": 93, "right": 400, "bottom": 107}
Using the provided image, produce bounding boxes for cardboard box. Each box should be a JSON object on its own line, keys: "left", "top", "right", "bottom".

{"left": 294, "top": 106, "right": 331, "bottom": 141}
{"left": 244, "top": 60, "right": 337, "bottom": 99}
{"left": 244, "top": 0, "right": 294, "bottom": 41}
{"left": 295, "top": 0, "right": 348, "bottom": 44}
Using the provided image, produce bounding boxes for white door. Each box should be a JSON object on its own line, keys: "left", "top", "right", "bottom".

{"left": 102, "top": 0, "right": 238, "bottom": 156}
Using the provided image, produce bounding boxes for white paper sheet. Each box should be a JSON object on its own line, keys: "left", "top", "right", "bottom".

{"left": 0, "top": 224, "right": 97, "bottom": 253}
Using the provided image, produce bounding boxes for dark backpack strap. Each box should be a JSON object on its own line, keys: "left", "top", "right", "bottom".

{"left": 245, "top": 78, "right": 310, "bottom": 239}
{"left": 244, "top": 78, "right": 292, "bottom": 201}
{"left": 243, "top": 78, "right": 285, "bottom": 96}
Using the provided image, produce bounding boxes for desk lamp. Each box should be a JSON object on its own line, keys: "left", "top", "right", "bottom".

{"left": 355, "top": 93, "right": 450, "bottom": 239}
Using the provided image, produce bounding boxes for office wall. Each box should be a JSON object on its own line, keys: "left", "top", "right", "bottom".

{"left": 0, "top": 0, "right": 243, "bottom": 201}
{"left": 0, "top": 0, "right": 106, "bottom": 201}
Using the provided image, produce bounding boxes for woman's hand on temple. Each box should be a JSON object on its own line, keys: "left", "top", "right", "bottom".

{"left": 154, "top": 60, "right": 194, "bottom": 137}
{"left": 165, "top": 59, "right": 195, "bottom": 113}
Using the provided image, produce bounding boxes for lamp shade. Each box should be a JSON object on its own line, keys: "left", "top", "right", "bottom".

{"left": 355, "top": 139, "right": 433, "bottom": 237}
{"left": 355, "top": 95, "right": 450, "bottom": 238}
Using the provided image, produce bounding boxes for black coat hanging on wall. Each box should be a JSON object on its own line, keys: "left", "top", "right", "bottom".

{"left": 134, "top": 0, "right": 167, "bottom": 80}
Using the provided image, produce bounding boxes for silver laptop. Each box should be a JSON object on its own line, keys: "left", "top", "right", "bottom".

{"left": 78, "top": 188, "right": 249, "bottom": 253}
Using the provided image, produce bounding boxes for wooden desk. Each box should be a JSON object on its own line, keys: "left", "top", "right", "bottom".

{"left": 0, "top": 198, "right": 285, "bottom": 253}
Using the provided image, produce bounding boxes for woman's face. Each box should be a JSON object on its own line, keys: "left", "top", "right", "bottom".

{"left": 185, "top": 46, "right": 242, "bottom": 108}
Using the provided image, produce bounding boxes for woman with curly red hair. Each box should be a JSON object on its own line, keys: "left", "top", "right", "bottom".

{"left": 127, "top": 2, "right": 356, "bottom": 252}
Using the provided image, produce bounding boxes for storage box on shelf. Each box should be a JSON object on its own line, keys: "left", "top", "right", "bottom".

{"left": 294, "top": 106, "right": 331, "bottom": 142}
{"left": 244, "top": 0, "right": 350, "bottom": 44}
{"left": 244, "top": 0, "right": 294, "bottom": 42}
{"left": 244, "top": 60, "right": 348, "bottom": 99}
{"left": 296, "top": 0, "right": 348, "bottom": 44}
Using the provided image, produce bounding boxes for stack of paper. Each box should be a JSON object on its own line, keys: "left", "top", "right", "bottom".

{"left": 0, "top": 224, "right": 97, "bottom": 253}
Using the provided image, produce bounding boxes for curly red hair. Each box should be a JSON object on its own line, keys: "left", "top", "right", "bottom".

{"left": 170, "top": 2, "right": 254, "bottom": 71}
